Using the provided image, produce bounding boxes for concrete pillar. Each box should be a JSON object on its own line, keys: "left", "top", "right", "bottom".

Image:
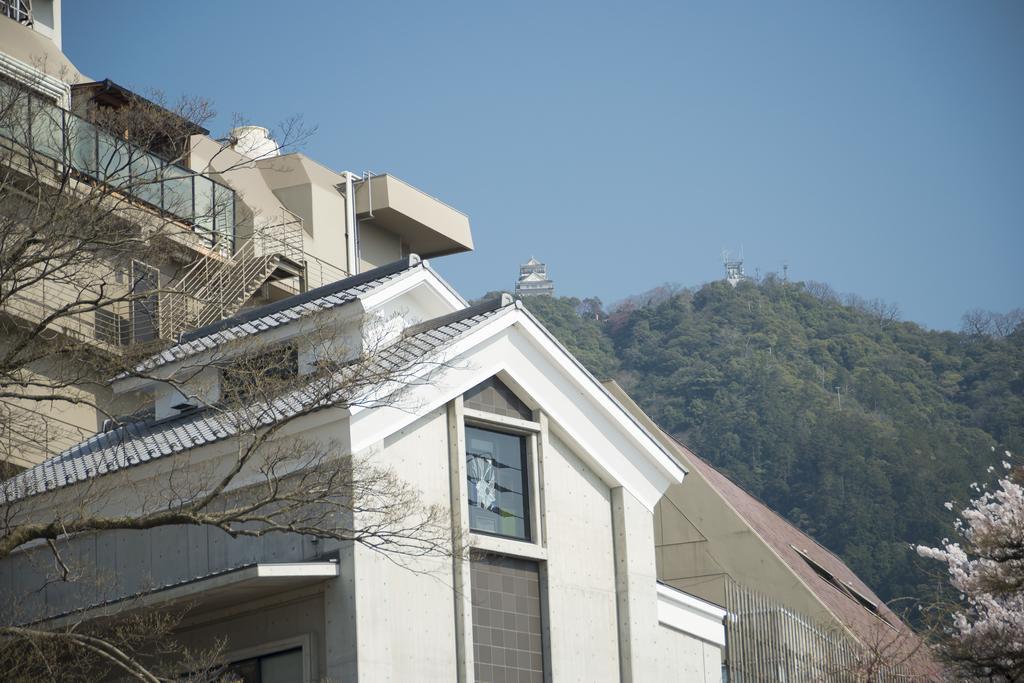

{"left": 611, "top": 486, "right": 658, "bottom": 683}
{"left": 323, "top": 542, "right": 358, "bottom": 682}
{"left": 447, "top": 397, "right": 474, "bottom": 682}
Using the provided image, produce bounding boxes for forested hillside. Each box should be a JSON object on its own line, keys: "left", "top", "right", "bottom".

{"left": 517, "top": 278, "right": 1023, "bottom": 608}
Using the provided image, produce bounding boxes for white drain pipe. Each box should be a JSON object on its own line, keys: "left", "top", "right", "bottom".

{"left": 342, "top": 171, "right": 359, "bottom": 275}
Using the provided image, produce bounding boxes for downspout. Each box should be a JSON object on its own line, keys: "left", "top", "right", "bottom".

{"left": 363, "top": 170, "right": 375, "bottom": 220}
{"left": 343, "top": 171, "right": 359, "bottom": 275}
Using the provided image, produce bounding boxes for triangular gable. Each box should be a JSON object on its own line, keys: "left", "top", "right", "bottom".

{"left": 348, "top": 303, "right": 686, "bottom": 510}
{"left": 464, "top": 376, "right": 533, "bottom": 421}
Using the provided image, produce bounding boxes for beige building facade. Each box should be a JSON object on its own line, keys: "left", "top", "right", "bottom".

{"left": 0, "top": 7, "right": 471, "bottom": 468}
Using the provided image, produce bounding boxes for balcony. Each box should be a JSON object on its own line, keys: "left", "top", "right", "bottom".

{"left": 0, "top": 79, "right": 235, "bottom": 252}
{"left": 354, "top": 173, "right": 472, "bottom": 258}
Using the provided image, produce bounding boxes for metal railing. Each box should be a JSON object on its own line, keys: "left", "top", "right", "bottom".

{"left": 723, "top": 581, "right": 917, "bottom": 682}
{"left": 0, "top": 79, "right": 236, "bottom": 251}
{"left": 1, "top": 270, "right": 135, "bottom": 347}
{"left": 1, "top": 79, "right": 352, "bottom": 348}
{"left": 0, "top": 223, "right": 351, "bottom": 349}
{"left": 160, "top": 219, "right": 350, "bottom": 339}
{"left": 304, "top": 251, "right": 350, "bottom": 291}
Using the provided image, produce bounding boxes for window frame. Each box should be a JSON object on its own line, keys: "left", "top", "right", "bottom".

{"left": 465, "top": 423, "right": 533, "bottom": 542}
{"left": 450, "top": 387, "right": 553, "bottom": 682}
{"left": 462, "top": 401, "right": 546, "bottom": 555}
{"left": 220, "top": 343, "right": 300, "bottom": 405}
{"left": 218, "top": 634, "right": 312, "bottom": 683}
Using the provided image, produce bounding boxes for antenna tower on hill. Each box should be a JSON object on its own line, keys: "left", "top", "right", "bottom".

{"left": 722, "top": 249, "right": 746, "bottom": 288}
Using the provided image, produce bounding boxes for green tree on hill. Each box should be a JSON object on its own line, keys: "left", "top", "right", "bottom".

{"left": 519, "top": 279, "right": 1022, "bottom": 609}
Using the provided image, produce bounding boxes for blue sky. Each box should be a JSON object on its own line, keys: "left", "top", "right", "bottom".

{"left": 64, "top": 2, "right": 1023, "bottom": 330}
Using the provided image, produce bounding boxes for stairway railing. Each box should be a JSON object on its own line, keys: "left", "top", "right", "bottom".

{"left": 160, "top": 214, "right": 348, "bottom": 340}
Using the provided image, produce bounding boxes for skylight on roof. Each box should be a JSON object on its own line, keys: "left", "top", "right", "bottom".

{"left": 789, "top": 544, "right": 897, "bottom": 630}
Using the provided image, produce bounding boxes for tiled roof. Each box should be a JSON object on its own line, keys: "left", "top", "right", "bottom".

{"left": 124, "top": 256, "right": 423, "bottom": 377}
{"left": 3, "top": 298, "right": 512, "bottom": 503}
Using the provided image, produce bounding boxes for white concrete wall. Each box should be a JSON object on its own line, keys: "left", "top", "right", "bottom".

{"left": 0, "top": 374, "right": 719, "bottom": 681}
{"left": 543, "top": 433, "right": 620, "bottom": 681}
{"left": 612, "top": 486, "right": 722, "bottom": 683}
{"left": 344, "top": 407, "right": 459, "bottom": 682}
{"left": 649, "top": 624, "right": 723, "bottom": 683}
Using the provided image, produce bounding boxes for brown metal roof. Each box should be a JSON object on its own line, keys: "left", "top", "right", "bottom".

{"left": 677, "top": 442, "right": 941, "bottom": 677}
{"left": 601, "top": 380, "right": 941, "bottom": 678}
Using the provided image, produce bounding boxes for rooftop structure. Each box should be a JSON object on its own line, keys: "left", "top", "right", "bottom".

{"left": 515, "top": 257, "right": 555, "bottom": 297}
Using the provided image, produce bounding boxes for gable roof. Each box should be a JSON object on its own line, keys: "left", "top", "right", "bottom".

{"left": 6, "top": 274, "right": 685, "bottom": 517}
{"left": 345, "top": 303, "right": 686, "bottom": 509}
{"left": 602, "top": 381, "right": 937, "bottom": 674}
{"left": 677, "top": 446, "right": 939, "bottom": 676}
{"left": 3, "top": 297, "right": 509, "bottom": 502}
{"left": 681, "top": 446, "right": 901, "bottom": 632}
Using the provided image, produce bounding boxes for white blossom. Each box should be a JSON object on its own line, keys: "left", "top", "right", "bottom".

{"left": 916, "top": 467, "right": 1024, "bottom": 677}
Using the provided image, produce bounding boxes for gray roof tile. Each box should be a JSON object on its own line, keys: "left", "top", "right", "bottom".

{"left": 2, "top": 299, "right": 511, "bottom": 503}
{"left": 122, "top": 257, "right": 423, "bottom": 378}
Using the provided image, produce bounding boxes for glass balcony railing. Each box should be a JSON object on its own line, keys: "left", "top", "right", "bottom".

{"left": 0, "top": 79, "right": 235, "bottom": 251}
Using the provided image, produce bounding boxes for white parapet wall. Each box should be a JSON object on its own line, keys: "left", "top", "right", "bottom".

{"left": 656, "top": 582, "right": 728, "bottom": 648}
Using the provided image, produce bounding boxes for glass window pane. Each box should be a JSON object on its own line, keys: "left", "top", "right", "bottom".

{"left": 259, "top": 648, "right": 303, "bottom": 683}
{"left": 161, "top": 165, "right": 193, "bottom": 223}
{"left": 131, "top": 152, "right": 162, "bottom": 207}
{"left": 194, "top": 175, "right": 215, "bottom": 242}
{"left": 30, "top": 99, "right": 63, "bottom": 161}
{"left": 213, "top": 183, "right": 235, "bottom": 254}
{"left": 0, "top": 81, "right": 30, "bottom": 148}
{"left": 68, "top": 117, "right": 97, "bottom": 176}
{"left": 466, "top": 426, "right": 529, "bottom": 540}
{"left": 97, "top": 129, "right": 130, "bottom": 189}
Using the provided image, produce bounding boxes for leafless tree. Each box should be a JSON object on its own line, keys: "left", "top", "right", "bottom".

{"left": 961, "top": 308, "right": 1024, "bottom": 338}
{"left": 828, "top": 606, "right": 947, "bottom": 682}
{"left": 0, "top": 72, "right": 455, "bottom": 681}
{"left": 803, "top": 280, "right": 840, "bottom": 304}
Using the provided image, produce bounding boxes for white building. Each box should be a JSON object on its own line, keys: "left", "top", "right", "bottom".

{"left": 0, "top": 6, "right": 727, "bottom": 680}
{"left": 2, "top": 256, "right": 726, "bottom": 681}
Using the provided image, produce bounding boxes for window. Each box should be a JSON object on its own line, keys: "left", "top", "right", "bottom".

{"left": 130, "top": 260, "right": 160, "bottom": 343}
{"left": 790, "top": 545, "right": 895, "bottom": 629}
{"left": 466, "top": 426, "right": 530, "bottom": 540}
{"left": 1, "top": 0, "right": 31, "bottom": 25}
{"left": 221, "top": 647, "right": 302, "bottom": 683}
{"left": 471, "top": 555, "right": 544, "bottom": 683}
{"left": 221, "top": 345, "right": 299, "bottom": 405}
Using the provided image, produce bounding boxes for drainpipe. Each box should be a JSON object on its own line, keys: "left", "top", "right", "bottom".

{"left": 363, "top": 170, "right": 375, "bottom": 220}
{"left": 343, "top": 171, "right": 359, "bottom": 275}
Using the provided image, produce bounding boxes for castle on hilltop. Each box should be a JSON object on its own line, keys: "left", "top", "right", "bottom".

{"left": 515, "top": 257, "right": 555, "bottom": 297}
